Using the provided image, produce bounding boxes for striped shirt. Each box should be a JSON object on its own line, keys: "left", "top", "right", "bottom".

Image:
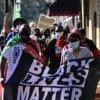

{"left": 60, "top": 46, "right": 93, "bottom": 65}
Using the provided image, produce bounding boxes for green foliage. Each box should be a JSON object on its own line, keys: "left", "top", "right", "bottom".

{"left": 0, "top": 0, "right": 46, "bottom": 31}
{"left": 21, "top": 0, "right": 46, "bottom": 22}
{"left": 0, "top": 1, "right": 4, "bottom": 31}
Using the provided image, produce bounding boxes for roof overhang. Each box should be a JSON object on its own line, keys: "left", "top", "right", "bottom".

{"left": 49, "top": 0, "right": 81, "bottom": 16}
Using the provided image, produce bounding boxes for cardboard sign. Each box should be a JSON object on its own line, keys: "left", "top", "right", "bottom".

{"left": 38, "top": 14, "right": 55, "bottom": 29}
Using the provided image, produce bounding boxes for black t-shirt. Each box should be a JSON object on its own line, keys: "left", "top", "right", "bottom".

{"left": 45, "top": 39, "right": 61, "bottom": 73}
{"left": 81, "top": 38, "right": 98, "bottom": 52}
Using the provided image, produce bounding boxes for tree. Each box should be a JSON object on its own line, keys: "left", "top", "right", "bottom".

{"left": 0, "top": 0, "right": 46, "bottom": 31}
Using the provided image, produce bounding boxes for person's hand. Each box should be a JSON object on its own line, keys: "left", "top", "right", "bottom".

{"left": 0, "top": 78, "right": 5, "bottom": 87}
{"left": 4, "top": 13, "right": 10, "bottom": 21}
{"left": 2, "top": 13, "right": 11, "bottom": 35}
{"left": 3, "top": 13, "right": 11, "bottom": 26}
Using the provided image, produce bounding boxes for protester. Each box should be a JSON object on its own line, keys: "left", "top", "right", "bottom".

{"left": 43, "top": 28, "right": 51, "bottom": 44}
{"left": 44, "top": 38, "right": 59, "bottom": 73}
{"left": 44, "top": 28, "right": 70, "bottom": 73}
{"left": 29, "top": 21, "right": 38, "bottom": 40}
{"left": 56, "top": 27, "right": 70, "bottom": 48}
{"left": 51, "top": 28, "right": 56, "bottom": 40}
{"left": 0, "top": 24, "right": 44, "bottom": 99}
{"left": 60, "top": 32, "right": 99, "bottom": 100}
{"left": 5, "top": 18, "right": 28, "bottom": 43}
{"left": 0, "top": 24, "right": 40, "bottom": 82}
{"left": 79, "top": 28, "right": 100, "bottom": 56}
{"left": 0, "top": 21, "right": 42, "bottom": 62}
{"left": 32, "top": 28, "right": 46, "bottom": 55}
{"left": 55, "top": 25, "right": 63, "bottom": 39}
{"left": 1, "top": 13, "right": 28, "bottom": 44}
{"left": 60, "top": 32, "right": 93, "bottom": 65}
{"left": 29, "top": 21, "right": 36, "bottom": 33}
{"left": 29, "top": 22, "right": 42, "bottom": 56}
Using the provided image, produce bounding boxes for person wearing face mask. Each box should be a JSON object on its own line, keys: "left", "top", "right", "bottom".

{"left": 0, "top": 24, "right": 44, "bottom": 98}
{"left": 55, "top": 25, "right": 63, "bottom": 39}
{"left": 60, "top": 32, "right": 93, "bottom": 65}
{"left": 0, "top": 18, "right": 28, "bottom": 60}
{"left": 5, "top": 18, "right": 28, "bottom": 43}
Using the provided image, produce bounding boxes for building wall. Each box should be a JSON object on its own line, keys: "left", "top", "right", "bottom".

{"left": 88, "top": 0, "right": 95, "bottom": 40}
{"left": 84, "top": 0, "right": 95, "bottom": 41}
{"left": 86, "top": 0, "right": 100, "bottom": 49}
{"left": 95, "top": 0, "right": 100, "bottom": 49}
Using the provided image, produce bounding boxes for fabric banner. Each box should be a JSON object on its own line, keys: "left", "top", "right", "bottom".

{"left": 3, "top": 51, "right": 100, "bottom": 100}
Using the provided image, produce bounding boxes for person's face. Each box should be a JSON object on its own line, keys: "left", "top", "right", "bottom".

{"left": 69, "top": 37, "right": 80, "bottom": 50}
{"left": 16, "top": 21, "right": 26, "bottom": 32}
{"left": 80, "top": 34, "right": 86, "bottom": 43}
{"left": 69, "top": 41, "right": 80, "bottom": 50}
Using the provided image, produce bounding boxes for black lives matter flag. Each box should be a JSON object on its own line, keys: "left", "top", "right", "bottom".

{"left": 3, "top": 51, "right": 100, "bottom": 100}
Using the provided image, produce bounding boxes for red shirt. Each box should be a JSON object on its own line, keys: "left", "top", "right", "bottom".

{"left": 56, "top": 34, "right": 68, "bottom": 48}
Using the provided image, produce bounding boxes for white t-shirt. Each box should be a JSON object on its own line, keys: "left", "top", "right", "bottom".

{"left": 60, "top": 46, "right": 93, "bottom": 65}
{"left": 1, "top": 44, "right": 25, "bottom": 83}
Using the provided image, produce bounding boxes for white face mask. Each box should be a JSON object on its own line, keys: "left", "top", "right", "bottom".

{"left": 55, "top": 32, "right": 61, "bottom": 38}
{"left": 31, "top": 28, "right": 35, "bottom": 33}
{"left": 16, "top": 25, "right": 22, "bottom": 32}
{"left": 69, "top": 41, "right": 80, "bottom": 49}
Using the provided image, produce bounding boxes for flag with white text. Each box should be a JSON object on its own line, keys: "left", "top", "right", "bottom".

{"left": 3, "top": 51, "right": 100, "bottom": 100}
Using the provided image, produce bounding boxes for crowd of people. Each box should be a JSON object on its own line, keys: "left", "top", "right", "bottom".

{"left": 0, "top": 13, "right": 100, "bottom": 87}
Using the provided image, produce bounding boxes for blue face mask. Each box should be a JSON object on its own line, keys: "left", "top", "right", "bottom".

{"left": 69, "top": 41, "right": 80, "bottom": 49}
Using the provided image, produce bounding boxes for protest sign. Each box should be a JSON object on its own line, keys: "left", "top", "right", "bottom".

{"left": 38, "top": 14, "right": 55, "bottom": 29}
